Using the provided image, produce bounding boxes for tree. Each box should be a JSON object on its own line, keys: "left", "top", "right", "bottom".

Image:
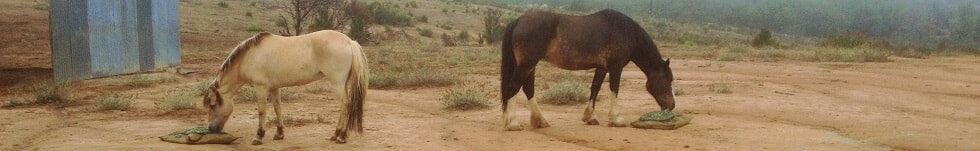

{"left": 276, "top": 0, "right": 335, "bottom": 36}
{"left": 482, "top": 9, "right": 503, "bottom": 44}
{"left": 310, "top": 0, "right": 353, "bottom": 31}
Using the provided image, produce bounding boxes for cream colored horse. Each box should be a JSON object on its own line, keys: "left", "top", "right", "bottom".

{"left": 201, "top": 30, "right": 369, "bottom": 145}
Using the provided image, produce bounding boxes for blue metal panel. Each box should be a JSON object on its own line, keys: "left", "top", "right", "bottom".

{"left": 50, "top": 0, "right": 180, "bottom": 82}
{"left": 150, "top": 0, "right": 181, "bottom": 69}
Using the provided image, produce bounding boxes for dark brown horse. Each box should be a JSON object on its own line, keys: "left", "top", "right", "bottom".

{"left": 500, "top": 9, "right": 675, "bottom": 130}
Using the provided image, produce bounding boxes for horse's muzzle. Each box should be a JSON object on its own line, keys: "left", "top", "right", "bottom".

{"left": 208, "top": 122, "right": 223, "bottom": 133}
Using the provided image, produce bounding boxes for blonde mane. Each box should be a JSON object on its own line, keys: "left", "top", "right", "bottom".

{"left": 219, "top": 32, "right": 271, "bottom": 72}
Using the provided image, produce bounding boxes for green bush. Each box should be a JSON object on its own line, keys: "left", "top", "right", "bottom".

{"left": 415, "top": 15, "right": 428, "bottom": 23}
{"left": 370, "top": 70, "right": 459, "bottom": 89}
{"left": 823, "top": 31, "right": 868, "bottom": 48}
{"left": 217, "top": 1, "right": 229, "bottom": 8}
{"left": 540, "top": 81, "right": 589, "bottom": 105}
{"left": 96, "top": 94, "right": 134, "bottom": 111}
{"left": 157, "top": 91, "right": 195, "bottom": 112}
{"left": 751, "top": 28, "right": 778, "bottom": 47}
{"left": 419, "top": 28, "right": 433, "bottom": 37}
{"left": 33, "top": 83, "right": 73, "bottom": 106}
{"left": 443, "top": 84, "right": 490, "bottom": 110}
{"left": 457, "top": 30, "right": 470, "bottom": 42}
{"left": 368, "top": 2, "right": 413, "bottom": 26}
{"left": 246, "top": 25, "right": 265, "bottom": 32}
{"left": 813, "top": 47, "right": 889, "bottom": 62}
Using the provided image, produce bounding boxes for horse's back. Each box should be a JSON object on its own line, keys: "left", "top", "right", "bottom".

{"left": 240, "top": 30, "right": 355, "bottom": 87}
{"left": 509, "top": 9, "right": 638, "bottom": 70}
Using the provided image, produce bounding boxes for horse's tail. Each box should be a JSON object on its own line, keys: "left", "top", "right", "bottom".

{"left": 337, "top": 40, "right": 368, "bottom": 139}
{"left": 500, "top": 19, "right": 519, "bottom": 112}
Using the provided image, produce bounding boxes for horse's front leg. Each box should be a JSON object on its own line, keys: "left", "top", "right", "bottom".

{"left": 606, "top": 70, "right": 627, "bottom": 127}
{"left": 252, "top": 87, "right": 271, "bottom": 145}
{"left": 271, "top": 89, "right": 285, "bottom": 140}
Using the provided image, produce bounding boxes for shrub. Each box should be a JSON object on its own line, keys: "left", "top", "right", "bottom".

{"left": 813, "top": 47, "right": 889, "bottom": 62}
{"left": 33, "top": 83, "right": 73, "bottom": 106}
{"left": 823, "top": 31, "right": 868, "bottom": 48}
{"left": 279, "top": 88, "right": 300, "bottom": 101}
{"left": 420, "top": 42, "right": 442, "bottom": 52}
{"left": 368, "top": 2, "right": 413, "bottom": 26}
{"left": 348, "top": 10, "right": 372, "bottom": 43}
{"left": 96, "top": 94, "right": 134, "bottom": 111}
{"left": 370, "top": 70, "right": 459, "bottom": 89}
{"left": 408, "top": 1, "right": 419, "bottom": 8}
{"left": 482, "top": 9, "right": 504, "bottom": 44}
{"left": 443, "top": 84, "right": 490, "bottom": 110}
{"left": 751, "top": 28, "right": 778, "bottom": 47}
{"left": 217, "top": 1, "right": 229, "bottom": 8}
{"left": 237, "top": 87, "right": 257, "bottom": 102}
{"left": 415, "top": 15, "right": 428, "bottom": 23}
{"left": 194, "top": 81, "right": 211, "bottom": 96}
{"left": 540, "top": 81, "right": 589, "bottom": 105}
{"left": 246, "top": 25, "right": 265, "bottom": 32}
{"left": 246, "top": 12, "right": 253, "bottom": 17}
{"left": 419, "top": 28, "right": 434, "bottom": 37}
{"left": 127, "top": 75, "right": 153, "bottom": 87}
{"left": 709, "top": 83, "right": 732, "bottom": 94}
{"left": 673, "top": 88, "right": 686, "bottom": 96}
{"left": 157, "top": 91, "right": 195, "bottom": 112}
{"left": 2, "top": 96, "right": 32, "bottom": 108}
{"left": 457, "top": 30, "right": 470, "bottom": 43}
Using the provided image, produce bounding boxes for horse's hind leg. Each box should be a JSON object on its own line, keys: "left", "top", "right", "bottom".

{"left": 252, "top": 87, "right": 272, "bottom": 145}
{"left": 525, "top": 69, "right": 550, "bottom": 128}
{"left": 271, "top": 89, "right": 285, "bottom": 140}
{"left": 501, "top": 75, "right": 522, "bottom": 131}
{"left": 606, "top": 70, "right": 627, "bottom": 127}
{"left": 583, "top": 69, "right": 607, "bottom": 125}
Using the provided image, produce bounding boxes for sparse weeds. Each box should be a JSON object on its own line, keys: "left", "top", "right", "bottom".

{"left": 33, "top": 82, "right": 74, "bottom": 107}
{"left": 540, "top": 81, "right": 589, "bottom": 105}
{"left": 709, "top": 83, "right": 733, "bottom": 94}
{"left": 157, "top": 91, "right": 195, "bottom": 112}
{"left": 96, "top": 94, "right": 135, "bottom": 111}
{"left": 370, "top": 70, "right": 459, "bottom": 89}
{"left": 812, "top": 47, "right": 889, "bottom": 62}
{"left": 443, "top": 83, "right": 490, "bottom": 110}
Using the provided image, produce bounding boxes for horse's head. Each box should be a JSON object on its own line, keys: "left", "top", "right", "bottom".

{"left": 644, "top": 58, "right": 675, "bottom": 111}
{"left": 202, "top": 82, "right": 233, "bottom": 132}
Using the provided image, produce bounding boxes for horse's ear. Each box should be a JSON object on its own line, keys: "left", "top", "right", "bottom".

{"left": 665, "top": 58, "right": 671, "bottom": 65}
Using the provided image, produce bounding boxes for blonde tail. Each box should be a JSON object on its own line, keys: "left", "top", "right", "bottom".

{"left": 334, "top": 40, "right": 369, "bottom": 142}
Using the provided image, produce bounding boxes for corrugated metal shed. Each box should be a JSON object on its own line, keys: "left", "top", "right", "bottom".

{"left": 50, "top": 0, "right": 180, "bottom": 82}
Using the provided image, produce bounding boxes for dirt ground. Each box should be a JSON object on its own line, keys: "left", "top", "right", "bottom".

{"left": 2, "top": 56, "right": 978, "bottom": 150}
{"left": 2, "top": 0, "right": 979, "bottom": 150}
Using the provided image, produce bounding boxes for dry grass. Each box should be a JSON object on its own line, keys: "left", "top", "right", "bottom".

{"left": 811, "top": 46, "right": 889, "bottom": 62}
{"left": 709, "top": 83, "right": 733, "bottom": 94}
{"left": 156, "top": 91, "right": 195, "bottom": 112}
{"left": 96, "top": 94, "right": 135, "bottom": 111}
{"left": 539, "top": 81, "right": 589, "bottom": 105}
{"left": 443, "top": 83, "right": 490, "bottom": 110}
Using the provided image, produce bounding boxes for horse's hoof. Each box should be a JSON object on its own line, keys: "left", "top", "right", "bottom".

{"left": 582, "top": 116, "right": 599, "bottom": 125}
{"left": 330, "top": 136, "right": 347, "bottom": 144}
{"left": 505, "top": 121, "right": 524, "bottom": 131}
{"left": 608, "top": 117, "right": 628, "bottom": 127}
{"left": 273, "top": 134, "right": 284, "bottom": 140}
{"left": 531, "top": 119, "right": 551, "bottom": 128}
{"left": 251, "top": 139, "right": 264, "bottom": 145}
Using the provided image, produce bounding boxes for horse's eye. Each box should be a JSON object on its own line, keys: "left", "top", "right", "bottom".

{"left": 209, "top": 104, "right": 217, "bottom": 109}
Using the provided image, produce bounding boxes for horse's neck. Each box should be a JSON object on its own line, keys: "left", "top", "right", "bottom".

{"left": 215, "top": 69, "right": 243, "bottom": 94}
{"left": 631, "top": 55, "right": 661, "bottom": 78}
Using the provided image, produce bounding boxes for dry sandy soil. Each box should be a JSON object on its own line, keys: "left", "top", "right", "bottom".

{"left": 2, "top": 0, "right": 979, "bottom": 150}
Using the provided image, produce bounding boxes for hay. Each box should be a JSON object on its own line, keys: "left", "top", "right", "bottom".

{"left": 160, "top": 126, "right": 239, "bottom": 144}
{"left": 631, "top": 110, "right": 692, "bottom": 130}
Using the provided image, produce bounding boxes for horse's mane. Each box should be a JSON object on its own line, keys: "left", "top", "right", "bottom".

{"left": 219, "top": 32, "right": 271, "bottom": 72}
